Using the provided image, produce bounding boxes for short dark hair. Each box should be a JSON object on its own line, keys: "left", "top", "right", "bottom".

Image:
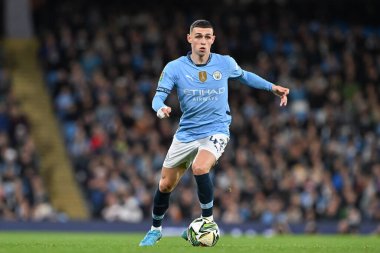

{"left": 189, "top": 20, "right": 214, "bottom": 33}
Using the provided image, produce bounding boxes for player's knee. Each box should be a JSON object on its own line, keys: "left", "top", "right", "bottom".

{"left": 159, "top": 179, "right": 176, "bottom": 193}
{"left": 191, "top": 163, "right": 210, "bottom": 175}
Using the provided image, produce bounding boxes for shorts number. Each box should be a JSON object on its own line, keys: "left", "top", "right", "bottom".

{"left": 209, "top": 136, "right": 227, "bottom": 152}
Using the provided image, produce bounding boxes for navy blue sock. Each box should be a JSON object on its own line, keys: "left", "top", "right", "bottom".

{"left": 194, "top": 173, "right": 214, "bottom": 217}
{"left": 152, "top": 189, "right": 171, "bottom": 227}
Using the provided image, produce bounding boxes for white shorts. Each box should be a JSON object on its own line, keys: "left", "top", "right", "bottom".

{"left": 163, "top": 134, "right": 229, "bottom": 169}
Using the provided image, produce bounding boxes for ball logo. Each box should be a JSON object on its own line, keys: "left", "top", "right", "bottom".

{"left": 212, "top": 71, "right": 222, "bottom": 80}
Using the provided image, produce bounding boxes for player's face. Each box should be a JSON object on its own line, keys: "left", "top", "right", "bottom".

{"left": 187, "top": 27, "right": 215, "bottom": 57}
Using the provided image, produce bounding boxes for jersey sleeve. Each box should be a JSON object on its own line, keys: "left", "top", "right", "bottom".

{"left": 152, "top": 62, "right": 177, "bottom": 112}
{"left": 226, "top": 56, "right": 244, "bottom": 78}
{"left": 156, "top": 62, "right": 176, "bottom": 94}
{"left": 227, "top": 56, "right": 273, "bottom": 92}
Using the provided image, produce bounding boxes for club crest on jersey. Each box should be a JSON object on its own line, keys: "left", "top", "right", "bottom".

{"left": 212, "top": 71, "right": 222, "bottom": 80}
{"left": 199, "top": 71, "right": 207, "bottom": 82}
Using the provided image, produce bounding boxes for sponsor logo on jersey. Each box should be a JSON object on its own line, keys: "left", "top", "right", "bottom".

{"left": 184, "top": 87, "right": 225, "bottom": 101}
{"left": 199, "top": 71, "right": 207, "bottom": 82}
{"left": 184, "top": 87, "right": 225, "bottom": 96}
{"left": 212, "top": 71, "right": 222, "bottom": 80}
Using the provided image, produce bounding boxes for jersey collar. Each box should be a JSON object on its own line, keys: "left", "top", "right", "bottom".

{"left": 187, "top": 51, "right": 212, "bottom": 67}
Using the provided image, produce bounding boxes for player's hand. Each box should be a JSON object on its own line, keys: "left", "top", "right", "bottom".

{"left": 272, "top": 85, "right": 290, "bottom": 107}
{"left": 157, "top": 106, "right": 172, "bottom": 119}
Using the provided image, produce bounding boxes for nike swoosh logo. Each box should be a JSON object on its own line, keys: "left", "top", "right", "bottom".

{"left": 185, "top": 75, "right": 193, "bottom": 81}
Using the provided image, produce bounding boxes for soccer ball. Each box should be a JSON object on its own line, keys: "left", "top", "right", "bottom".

{"left": 187, "top": 217, "right": 220, "bottom": 247}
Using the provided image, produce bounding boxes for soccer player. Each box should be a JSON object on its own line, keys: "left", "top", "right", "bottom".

{"left": 139, "top": 19, "right": 289, "bottom": 246}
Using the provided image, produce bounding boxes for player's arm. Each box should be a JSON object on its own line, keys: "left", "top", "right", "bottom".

{"left": 271, "top": 84, "right": 289, "bottom": 106}
{"left": 227, "top": 56, "right": 289, "bottom": 106}
{"left": 237, "top": 70, "right": 273, "bottom": 91}
{"left": 238, "top": 71, "right": 289, "bottom": 106}
{"left": 152, "top": 63, "right": 176, "bottom": 118}
{"left": 152, "top": 90, "right": 172, "bottom": 118}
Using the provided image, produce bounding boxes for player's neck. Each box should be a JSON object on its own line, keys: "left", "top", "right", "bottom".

{"left": 190, "top": 52, "right": 210, "bottom": 65}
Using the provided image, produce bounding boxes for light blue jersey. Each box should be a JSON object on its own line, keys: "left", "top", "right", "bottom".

{"left": 152, "top": 53, "right": 273, "bottom": 143}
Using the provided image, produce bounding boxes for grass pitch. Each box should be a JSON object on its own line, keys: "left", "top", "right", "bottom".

{"left": 0, "top": 232, "right": 378, "bottom": 253}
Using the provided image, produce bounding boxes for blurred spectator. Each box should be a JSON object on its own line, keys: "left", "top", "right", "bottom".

{"left": 0, "top": 48, "right": 57, "bottom": 221}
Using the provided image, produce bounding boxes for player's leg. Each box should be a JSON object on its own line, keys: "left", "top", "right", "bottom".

{"left": 152, "top": 166, "right": 187, "bottom": 229}
{"left": 140, "top": 137, "right": 198, "bottom": 246}
{"left": 180, "top": 150, "right": 216, "bottom": 241}
{"left": 193, "top": 134, "right": 229, "bottom": 220}
{"left": 181, "top": 134, "right": 229, "bottom": 241}
{"left": 139, "top": 165, "right": 186, "bottom": 246}
{"left": 192, "top": 149, "right": 216, "bottom": 220}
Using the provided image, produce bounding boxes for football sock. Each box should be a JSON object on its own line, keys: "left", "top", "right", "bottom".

{"left": 194, "top": 173, "right": 214, "bottom": 217}
{"left": 152, "top": 189, "right": 171, "bottom": 228}
{"left": 151, "top": 226, "right": 162, "bottom": 231}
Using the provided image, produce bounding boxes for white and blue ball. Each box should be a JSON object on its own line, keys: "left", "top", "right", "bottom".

{"left": 187, "top": 217, "right": 220, "bottom": 247}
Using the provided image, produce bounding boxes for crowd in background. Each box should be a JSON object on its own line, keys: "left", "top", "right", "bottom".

{"left": 30, "top": 0, "right": 380, "bottom": 232}
{"left": 0, "top": 48, "right": 55, "bottom": 221}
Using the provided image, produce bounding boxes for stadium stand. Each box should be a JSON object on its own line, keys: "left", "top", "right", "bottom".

{"left": 0, "top": 45, "right": 58, "bottom": 221}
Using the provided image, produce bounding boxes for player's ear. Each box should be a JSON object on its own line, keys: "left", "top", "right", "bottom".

{"left": 187, "top": 34, "right": 192, "bottom": 43}
{"left": 211, "top": 35, "right": 216, "bottom": 44}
